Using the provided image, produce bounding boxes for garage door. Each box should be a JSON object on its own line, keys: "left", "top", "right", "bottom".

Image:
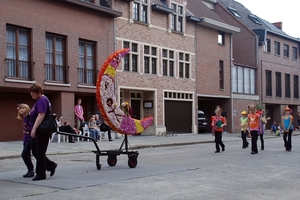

{"left": 165, "top": 100, "right": 192, "bottom": 133}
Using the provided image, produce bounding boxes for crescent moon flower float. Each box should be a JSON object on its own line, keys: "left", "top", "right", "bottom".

{"left": 96, "top": 48, "right": 153, "bottom": 135}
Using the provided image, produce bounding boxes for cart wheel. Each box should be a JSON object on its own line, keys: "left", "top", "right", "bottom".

{"left": 107, "top": 155, "right": 117, "bottom": 166}
{"left": 128, "top": 156, "right": 138, "bottom": 168}
{"left": 97, "top": 164, "right": 101, "bottom": 170}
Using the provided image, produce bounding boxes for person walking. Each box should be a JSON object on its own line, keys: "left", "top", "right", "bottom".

{"left": 282, "top": 107, "right": 293, "bottom": 151}
{"left": 247, "top": 104, "right": 260, "bottom": 155}
{"left": 211, "top": 107, "right": 226, "bottom": 153}
{"left": 17, "top": 103, "right": 34, "bottom": 178}
{"left": 29, "top": 83, "right": 57, "bottom": 181}
{"left": 257, "top": 110, "right": 267, "bottom": 150}
{"left": 240, "top": 111, "right": 249, "bottom": 149}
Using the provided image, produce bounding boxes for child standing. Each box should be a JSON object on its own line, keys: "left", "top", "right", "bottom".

{"left": 17, "top": 103, "right": 34, "bottom": 178}
{"left": 240, "top": 111, "right": 249, "bottom": 149}
{"left": 282, "top": 107, "right": 293, "bottom": 151}
{"left": 247, "top": 104, "right": 260, "bottom": 155}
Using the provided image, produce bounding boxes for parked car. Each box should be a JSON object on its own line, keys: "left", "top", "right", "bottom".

{"left": 198, "top": 110, "right": 209, "bottom": 133}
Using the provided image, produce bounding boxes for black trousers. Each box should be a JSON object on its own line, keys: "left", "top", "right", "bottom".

{"left": 22, "top": 140, "right": 34, "bottom": 172}
{"left": 258, "top": 134, "right": 264, "bottom": 149}
{"left": 100, "top": 123, "right": 112, "bottom": 140}
{"left": 283, "top": 129, "right": 292, "bottom": 150}
{"left": 251, "top": 130, "right": 258, "bottom": 153}
{"left": 59, "top": 125, "right": 77, "bottom": 142}
{"left": 241, "top": 130, "right": 248, "bottom": 148}
{"left": 214, "top": 131, "right": 225, "bottom": 151}
{"left": 31, "top": 133, "right": 56, "bottom": 177}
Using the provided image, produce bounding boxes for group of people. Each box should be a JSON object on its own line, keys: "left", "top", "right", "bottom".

{"left": 211, "top": 104, "right": 294, "bottom": 154}
{"left": 17, "top": 84, "right": 57, "bottom": 181}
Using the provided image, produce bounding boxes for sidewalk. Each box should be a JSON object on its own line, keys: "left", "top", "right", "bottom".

{"left": 0, "top": 132, "right": 295, "bottom": 159}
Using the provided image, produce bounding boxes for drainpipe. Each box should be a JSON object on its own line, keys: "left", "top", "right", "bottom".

{"left": 195, "top": 22, "right": 198, "bottom": 134}
{"left": 230, "top": 33, "right": 234, "bottom": 133}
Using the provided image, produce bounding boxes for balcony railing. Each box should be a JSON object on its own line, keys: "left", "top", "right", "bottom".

{"left": 5, "top": 58, "right": 34, "bottom": 80}
{"left": 45, "top": 64, "right": 69, "bottom": 84}
{"left": 78, "top": 68, "right": 98, "bottom": 85}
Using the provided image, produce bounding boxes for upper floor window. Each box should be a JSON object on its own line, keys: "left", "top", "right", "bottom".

{"left": 274, "top": 41, "right": 280, "bottom": 55}
{"left": 124, "top": 41, "right": 138, "bottom": 72}
{"left": 144, "top": 45, "right": 157, "bottom": 74}
{"left": 162, "top": 49, "right": 174, "bottom": 77}
{"left": 171, "top": 3, "right": 183, "bottom": 33}
{"left": 46, "top": 34, "right": 67, "bottom": 82}
{"left": 227, "top": 7, "right": 242, "bottom": 18}
{"left": 6, "top": 26, "right": 32, "bottom": 80}
{"left": 283, "top": 44, "right": 289, "bottom": 57}
{"left": 179, "top": 52, "right": 190, "bottom": 79}
{"left": 285, "top": 73, "right": 291, "bottom": 98}
{"left": 232, "top": 66, "right": 255, "bottom": 94}
{"left": 266, "top": 70, "right": 272, "bottom": 96}
{"left": 219, "top": 60, "right": 224, "bottom": 90}
{"left": 264, "top": 39, "right": 271, "bottom": 53}
{"left": 292, "top": 46, "right": 298, "bottom": 60}
{"left": 218, "top": 31, "right": 225, "bottom": 45}
{"left": 133, "top": 0, "right": 148, "bottom": 23}
{"left": 294, "top": 75, "right": 299, "bottom": 99}
{"left": 78, "top": 40, "right": 96, "bottom": 85}
{"left": 275, "top": 72, "right": 282, "bottom": 97}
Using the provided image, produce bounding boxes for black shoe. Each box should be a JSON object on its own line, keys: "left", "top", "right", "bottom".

{"left": 23, "top": 171, "right": 34, "bottom": 178}
{"left": 50, "top": 163, "right": 57, "bottom": 177}
{"left": 242, "top": 147, "right": 246, "bottom": 149}
{"left": 261, "top": 147, "right": 264, "bottom": 150}
{"left": 286, "top": 149, "right": 291, "bottom": 152}
{"left": 215, "top": 150, "right": 220, "bottom": 153}
{"left": 69, "top": 141, "right": 75, "bottom": 143}
{"left": 109, "top": 139, "right": 113, "bottom": 141}
{"left": 251, "top": 151, "right": 257, "bottom": 154}
{"left": 222, "top": 147, "right": 225, "bottom": 152}
{"left": 32, "top": 175, "right": 46, "bottom": 181}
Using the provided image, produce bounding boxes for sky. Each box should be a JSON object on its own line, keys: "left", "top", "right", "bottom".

{"left": 235, "top": 0, "right": 299, "bottom": 38}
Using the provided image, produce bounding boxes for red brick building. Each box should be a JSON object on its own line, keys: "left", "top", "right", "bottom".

{"left": 0, "top": 0, "right": 121, "bottom": 141}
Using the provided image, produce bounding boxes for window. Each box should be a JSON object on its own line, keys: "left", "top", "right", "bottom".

{"left": 6, "top": 26, "right": 32, "bottom": 80}
{"left": 283, "top": 44, "right": 289, "bottom": 57}
{"left": 294, "top": 75, "right": 299, "bottom": 99}
{"left": 292, "top": 47, "right": 298, "bottom": 60}
{"left": 123, "top": 41, "right": 138, "bottom": 72}
{"left": 179, "top": 52, "right": 190, "bottom": 78}
{"left": 266, "top": 70, "right": 272, "bottom": 96}
{"left": 78, "top": 40, "right": 95, "bottom": 84}
{"left": 46, "top": 34, "right": 67, "bottom": 83}
{"left": 219, "top": 61, "right": 224, "bottom": 89}
{"left": 249, "top": 14, "right": 262, "bottom": 24}
{"left": 144, "top": 45, "right": 157, "bottom": 74}
{"left": 171, "top": 3, "right": 184, "bottom": 32}
{"left": 162, "top": 49, "right": 174, "bottom": 77}
{"left": 264, "top": 39, "right": 271, "bottom": 53}
{"left": 133, "top": 0, "right": 148, "bottom": 23}
{"left": 274, "top": 41, "right": 280, "bottom": 55}
{"left": 275, "top": 72, "right": 282, "bottom": 97}
{"left": 227, "top": 7, "right": 242, "bottom": 18}
{"left": 232, "top": 66, "right": 255, "bottom": 94}
{"left": 285, "top": 74, "right": 291, "bottom": 98}
{"left": 218, "top": 31, "right": 225, "bottom": 45}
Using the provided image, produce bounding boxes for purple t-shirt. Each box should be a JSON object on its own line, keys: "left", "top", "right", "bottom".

{"left": 23, "top": 115, "right": 31, "bottom": 142}
{"left": 29, "top": 95, "right": 51, "bottom": 130}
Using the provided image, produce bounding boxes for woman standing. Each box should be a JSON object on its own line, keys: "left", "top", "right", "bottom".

{"left": 29, "top": 84, "right": 57, "bottom": 181}
{"left": 240, "top": 111, "right": 249, "bottom": 149}
{"left": 211, "top": 107, "right": 226, "bottom": 153}
{"left": 282, "top": 107, "right": 293, "bottom": 151}
{"left": 247, "top": 104, "right": 260, "bottom": 155}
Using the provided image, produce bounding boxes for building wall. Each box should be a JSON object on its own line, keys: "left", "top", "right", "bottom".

{"left": 0, "top": 0, "right": 117, "bottom": 141}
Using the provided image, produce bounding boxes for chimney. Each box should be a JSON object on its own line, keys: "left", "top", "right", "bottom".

{"left": 272, "top": 22, "right": 282, "bottom": 30}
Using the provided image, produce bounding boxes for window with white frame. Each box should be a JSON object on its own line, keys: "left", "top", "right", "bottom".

{"left": 232, "top": 66, "right": 255, "bottom": 94}
{"left": 171, "top": 3, "right": 184, "bottom": 32}
{"left": 292, "top": 46, "right": 298, "bottom": 60}
{"left": 162, "top": 49, "right": 174, "bottom": 77}
{"left": 274, "top": 41, "right": 280, "bottom": 55}
{"left": 144, "top": 45, "right": 157, "bottom": 74}
{"left": 78, "top": 40, "right": 96, "bottom": 84}
{"left": 218, "top": 31, "right": 225, "bottom": 45}
{"left": 133, "top": 0, "right": 149, "bottom": 23}
{"left": 264, "top": 39, "right": 271, "bottom": 53}
{"left": 123, "top": 41, "right": 138, "bottom": 72}
{"left": 179, "top": 52, "right": 190, "bottom": 78}
{"left": 283, "top": 44, "right": 289, "bottom": 57}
